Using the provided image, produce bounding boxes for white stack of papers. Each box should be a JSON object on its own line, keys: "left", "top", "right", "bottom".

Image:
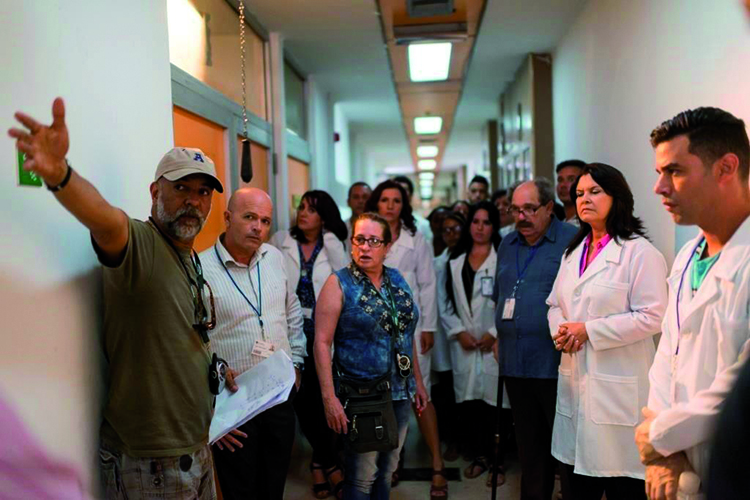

{"left": 209, "top": 350, "right": 296, "bottom": 444}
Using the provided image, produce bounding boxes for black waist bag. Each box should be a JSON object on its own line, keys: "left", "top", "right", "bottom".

{"left": 337, "top": 373, "right": 399, "bottom": 453}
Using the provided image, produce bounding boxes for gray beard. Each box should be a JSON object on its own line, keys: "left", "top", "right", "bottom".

{"left": 155, "top": 196, "right": 207, "bottom": 242}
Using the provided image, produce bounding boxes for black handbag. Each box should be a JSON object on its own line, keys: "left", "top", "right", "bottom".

{"left": 336, "top": 371, "right": 399, "bottom": 453}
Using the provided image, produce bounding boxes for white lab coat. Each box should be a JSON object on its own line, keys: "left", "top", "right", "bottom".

{"left": 647, "top": 217, "right": 750, "bottom": 482}
{"left": 439, "top": 249, "right": 501, "bottom": 406}
{"left": 547, "top": 236, "right": 668, "bottom": 479}
{"left": 432, "top": 249, "right": 452, "bottom": 372}
{"left": 270, "top": 230, "right": 349, "bottom": 300}
{"left": 384, "top": 228, "right": 437, "bottom": 386}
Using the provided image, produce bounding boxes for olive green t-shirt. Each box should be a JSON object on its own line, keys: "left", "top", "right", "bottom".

{"left": 98, "top": 218, "right": 212, "bottom": 457}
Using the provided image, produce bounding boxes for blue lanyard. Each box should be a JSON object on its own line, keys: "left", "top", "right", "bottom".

{"left": 214, "top": 244, "right": 263, "bottom": 329}
{"left": 675, "top": 237, "right": 705, "bottom": 354}
{"left": 515, "top": 243, "right": 540, "bottom": 280}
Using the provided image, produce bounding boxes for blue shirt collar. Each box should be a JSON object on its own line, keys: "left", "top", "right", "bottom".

{"left": 508, "top": 217, "right": 561, "bottom": 247}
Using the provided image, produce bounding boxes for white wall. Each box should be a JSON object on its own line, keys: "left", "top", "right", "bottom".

{"left": 553, "top": 0, "right": 750, "bottom": 262}
{"left": 1, "top": 0, "right": 174, "bottom": 495}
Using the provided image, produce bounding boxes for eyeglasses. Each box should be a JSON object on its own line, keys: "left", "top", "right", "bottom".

{"left": 508, "top": 204, "right": 543, "bottom": 217}
{"left": 191, "top": 277, "right": 216, "bottom": 343}
{"left": 442, "top": 226, "right": 462, "bottom": 235}
{"left": 352, "top": 235, "right": 386, "bottom": 248}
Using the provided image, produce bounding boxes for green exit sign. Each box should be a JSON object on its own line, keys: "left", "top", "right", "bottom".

{"left": 17, "top": 149, "right": 43, "bottom": 187}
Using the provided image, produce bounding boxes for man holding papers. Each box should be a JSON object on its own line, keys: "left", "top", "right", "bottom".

{"left": 201, "top": 187, "right": 306, "bottom": 500}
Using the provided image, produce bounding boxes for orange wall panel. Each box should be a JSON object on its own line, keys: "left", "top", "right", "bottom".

{"left": 172, "top": 105, "right": 228, "bottom": 252}
{"left": 237, "top": 137, "right": 269, "bottom": 193}
{"left": 287, "top": 156, "right": 310, "bottom": 225}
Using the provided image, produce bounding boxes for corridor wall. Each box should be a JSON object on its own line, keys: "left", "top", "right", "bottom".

{"left": 0, "top": 1, "right": 174, "bottom": 495}
{"left": 553, "top": 0, "right": 750, "bottom": 263}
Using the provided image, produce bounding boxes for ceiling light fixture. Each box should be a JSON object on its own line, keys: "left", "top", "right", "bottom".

{"left": 419, "top": 172, "right": 435, "bottom": 180}
{"left": 417, "top": 145, "right": 439, "bottom": 158}
{"left": 414, "top": 116, "right": 443, "bottom": 135}
{"left": 408, "top": 42, "right": 452, "bottom": 82}
{"left": 418, "top": 159, "right": 437, "bottom": 170}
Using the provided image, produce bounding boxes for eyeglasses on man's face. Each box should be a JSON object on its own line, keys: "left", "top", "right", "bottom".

{"left": 508, "top": 204, "right": 543, "bottom": 217}
{"left": 351, "top": 235, "right": 386, "bottom": 248}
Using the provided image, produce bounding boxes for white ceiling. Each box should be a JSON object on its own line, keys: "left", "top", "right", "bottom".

{"left": 241, "top": 0, "right": 588, "bottom": 174}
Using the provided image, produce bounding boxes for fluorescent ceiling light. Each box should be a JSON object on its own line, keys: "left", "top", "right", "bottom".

{"left": 418, "top": 159, "right": 437, "bottom": 170}
{"left": 419, "top": 172, "right": 435, "bottom": 180}
{"left": 414, "top": 117, "right": 443, "bottom": 135}
{"left": 408, "top": 42, "right": 452, "bottom": 82}
{"left": 417, "top": 145, "right": 439, "bottom": 158}
{"left": 420, "top": 177, "right": 434, "bottom": 185}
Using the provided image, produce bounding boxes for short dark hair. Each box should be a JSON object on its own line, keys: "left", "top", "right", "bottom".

{"left": 291, "top": 190, "right": 349, "bottom": 243}
{"left": 556, "top": 159, "right": 586, "bottom": 173}
{"left": 469, "top": 175, "right": 489, "bottom": 187}
{"left": 565, "top": 163, "right": 648, "bottom": 256}
{"left": 650, "top": 107, "right": 750, "bottom": 179}
{"left": 347, "top": 181, "right": 371, "bottom": 199}
{"left": 364, "top": 180, "right": 417, "bottom": 234}
{"left": 450, "top": 200, "right": 470, "bottom": 212}
{"left": 351, "top": 212, "right": 393, "bottom": 244}
{"left": 491, "top": 189, "right": 508, "bottom": 204}
{"left": 392, "top": 175, "right": 414, "bottom": 197}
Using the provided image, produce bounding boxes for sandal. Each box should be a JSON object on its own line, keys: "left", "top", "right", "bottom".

{"left": 325, "top": 465, "right": 345, "bottom": 500}
{"left": 431, "top": 469, "right": 449, "bottom": 499}
{"left": 390, "top": 470, "right": 400, "bottom": 488}
{"left": 486, "top": 465, "right": 506, "bottom": 488}
{"left": 310, "top": 463, "right": 330, "bottom": 499}
{"left": 463, "top": 456, "right": 489, "bottom": 479}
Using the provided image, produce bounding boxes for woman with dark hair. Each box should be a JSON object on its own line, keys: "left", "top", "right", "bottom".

{"left": 450, "top": 200, "right": 470, "bottom": 220}
{"left": 428, "top": 206, "right": 451, "bottom": 257}
{"left": 546, "top": 163, "right": 668, "bottom": 500}
{"left": 439, "top": 201, "right": 505, "bottom": 485}
{"left": 364, "top": 180, "right": 447, "bottom": 498}
{"left": 270, "top": 190, "right": 349, "bottom": 498}
{"left": 432, "top": 211, "right": 466, "bottom": 462}
{"left": 315, "top": 212, "right": 429, "bottom": 499}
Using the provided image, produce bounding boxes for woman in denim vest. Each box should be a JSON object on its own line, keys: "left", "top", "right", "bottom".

{"left": 314, "top": 212, "right": 429, "bottom": 500}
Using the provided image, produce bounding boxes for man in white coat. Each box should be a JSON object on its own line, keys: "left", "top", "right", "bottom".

{"left": 636, "top": 107, "right": 750, "bottom": 500}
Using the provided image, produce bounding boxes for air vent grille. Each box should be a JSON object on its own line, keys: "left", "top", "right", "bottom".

{"left": 407, "top": 0, "right": 454, "bottom": 18}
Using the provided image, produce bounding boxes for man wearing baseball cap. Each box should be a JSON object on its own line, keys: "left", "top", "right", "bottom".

{"left": 9, "top": 98, "right": 233, "bottom": 499}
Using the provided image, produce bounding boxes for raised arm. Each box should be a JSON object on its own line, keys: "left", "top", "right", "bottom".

{"left": 314, "top": 274, "right": 348, "bottom": 434}
{"left": 9, "top": 98, "right": 128, "bottom": 261}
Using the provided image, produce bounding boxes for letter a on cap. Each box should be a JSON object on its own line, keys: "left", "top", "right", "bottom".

{"left": 194, "top": 153, "right": 205, "bottom": 163}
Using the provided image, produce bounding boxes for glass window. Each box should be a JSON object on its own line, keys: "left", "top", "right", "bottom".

{"left": 167, "top": 0, "right": 267, "bottom": 119}
{"left": 285, "top": 62, "right": 306, "bottom": 138}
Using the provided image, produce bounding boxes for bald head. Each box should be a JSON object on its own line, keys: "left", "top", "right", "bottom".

{"left": 228, "top": 187, "right": 273, "bottom": 213}
{"left": 223, "top": 188, "right": 274, "bottom": 262}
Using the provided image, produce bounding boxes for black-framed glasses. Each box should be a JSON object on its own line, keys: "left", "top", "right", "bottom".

{"left": 351, "top": 235, "right": 386, "bottom": 248}
{"left": 508, "top": 204, "right": 543, "bottom": 217}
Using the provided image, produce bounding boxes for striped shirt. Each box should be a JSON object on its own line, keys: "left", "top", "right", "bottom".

{"left": 200, "top": 238, "right": 306, "bottom": 375}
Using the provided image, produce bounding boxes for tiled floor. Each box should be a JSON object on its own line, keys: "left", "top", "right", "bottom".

{"left": 283, "top": 409, "right": 560, "bottom": 499}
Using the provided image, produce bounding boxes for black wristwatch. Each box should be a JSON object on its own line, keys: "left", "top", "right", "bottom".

{"left": 46, "top": 159, "right": 73, "bottom": 192}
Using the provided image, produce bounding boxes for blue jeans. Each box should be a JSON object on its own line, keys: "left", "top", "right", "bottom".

{"left": 343, "top": 399, "right": 410, "bottom": 500}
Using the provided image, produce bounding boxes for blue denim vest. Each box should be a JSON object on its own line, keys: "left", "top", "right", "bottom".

{"left": 333, "top": 263, "right": 418, "bottom": 401}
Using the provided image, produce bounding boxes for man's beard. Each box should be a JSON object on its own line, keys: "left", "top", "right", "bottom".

{"left": 155, "top": 195, "right": 207, "bottom": 242}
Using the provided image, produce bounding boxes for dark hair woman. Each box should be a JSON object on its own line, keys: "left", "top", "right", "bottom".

{"left": 270, "top": 189, "right": 349, "bottom": 498}
{"left": 548, "top": 163, "right": 668, "bottom": 499}
{"left": 440, "top": 201, "right": 505, "bottom": 485}
{"left": 564, "top": 163, "right": 649, "bottom": 256}
{"left": 314, "top": 212, "right": 428, "bottom": 499}
{"left": 363, "top": 180, "right": 447, "bottom": 496}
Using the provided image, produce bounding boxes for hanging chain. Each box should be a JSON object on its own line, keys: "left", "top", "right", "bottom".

{"left": 239, "top": 1, "right": 249, "bottom": 139}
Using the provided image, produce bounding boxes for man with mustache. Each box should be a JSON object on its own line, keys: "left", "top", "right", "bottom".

{"left": 492, "top": 178, "right": 577, "bottom": 500}
{"left": 636, "top": 107, "right": 750, "bottom": 500}
{"left": 200, "top": 187, "right": 306, "bottom": 500}
{"left": 8, "top": 98, "right": 228, "bottom": 499}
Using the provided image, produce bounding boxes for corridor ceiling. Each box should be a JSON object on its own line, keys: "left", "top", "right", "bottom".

{"left": 241, "top": 0, "right": 587, "bottom": 176}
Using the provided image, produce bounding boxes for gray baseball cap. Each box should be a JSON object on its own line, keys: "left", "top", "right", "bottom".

{"left": 154, "top": 147, "right": 224, "bottom": 193}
